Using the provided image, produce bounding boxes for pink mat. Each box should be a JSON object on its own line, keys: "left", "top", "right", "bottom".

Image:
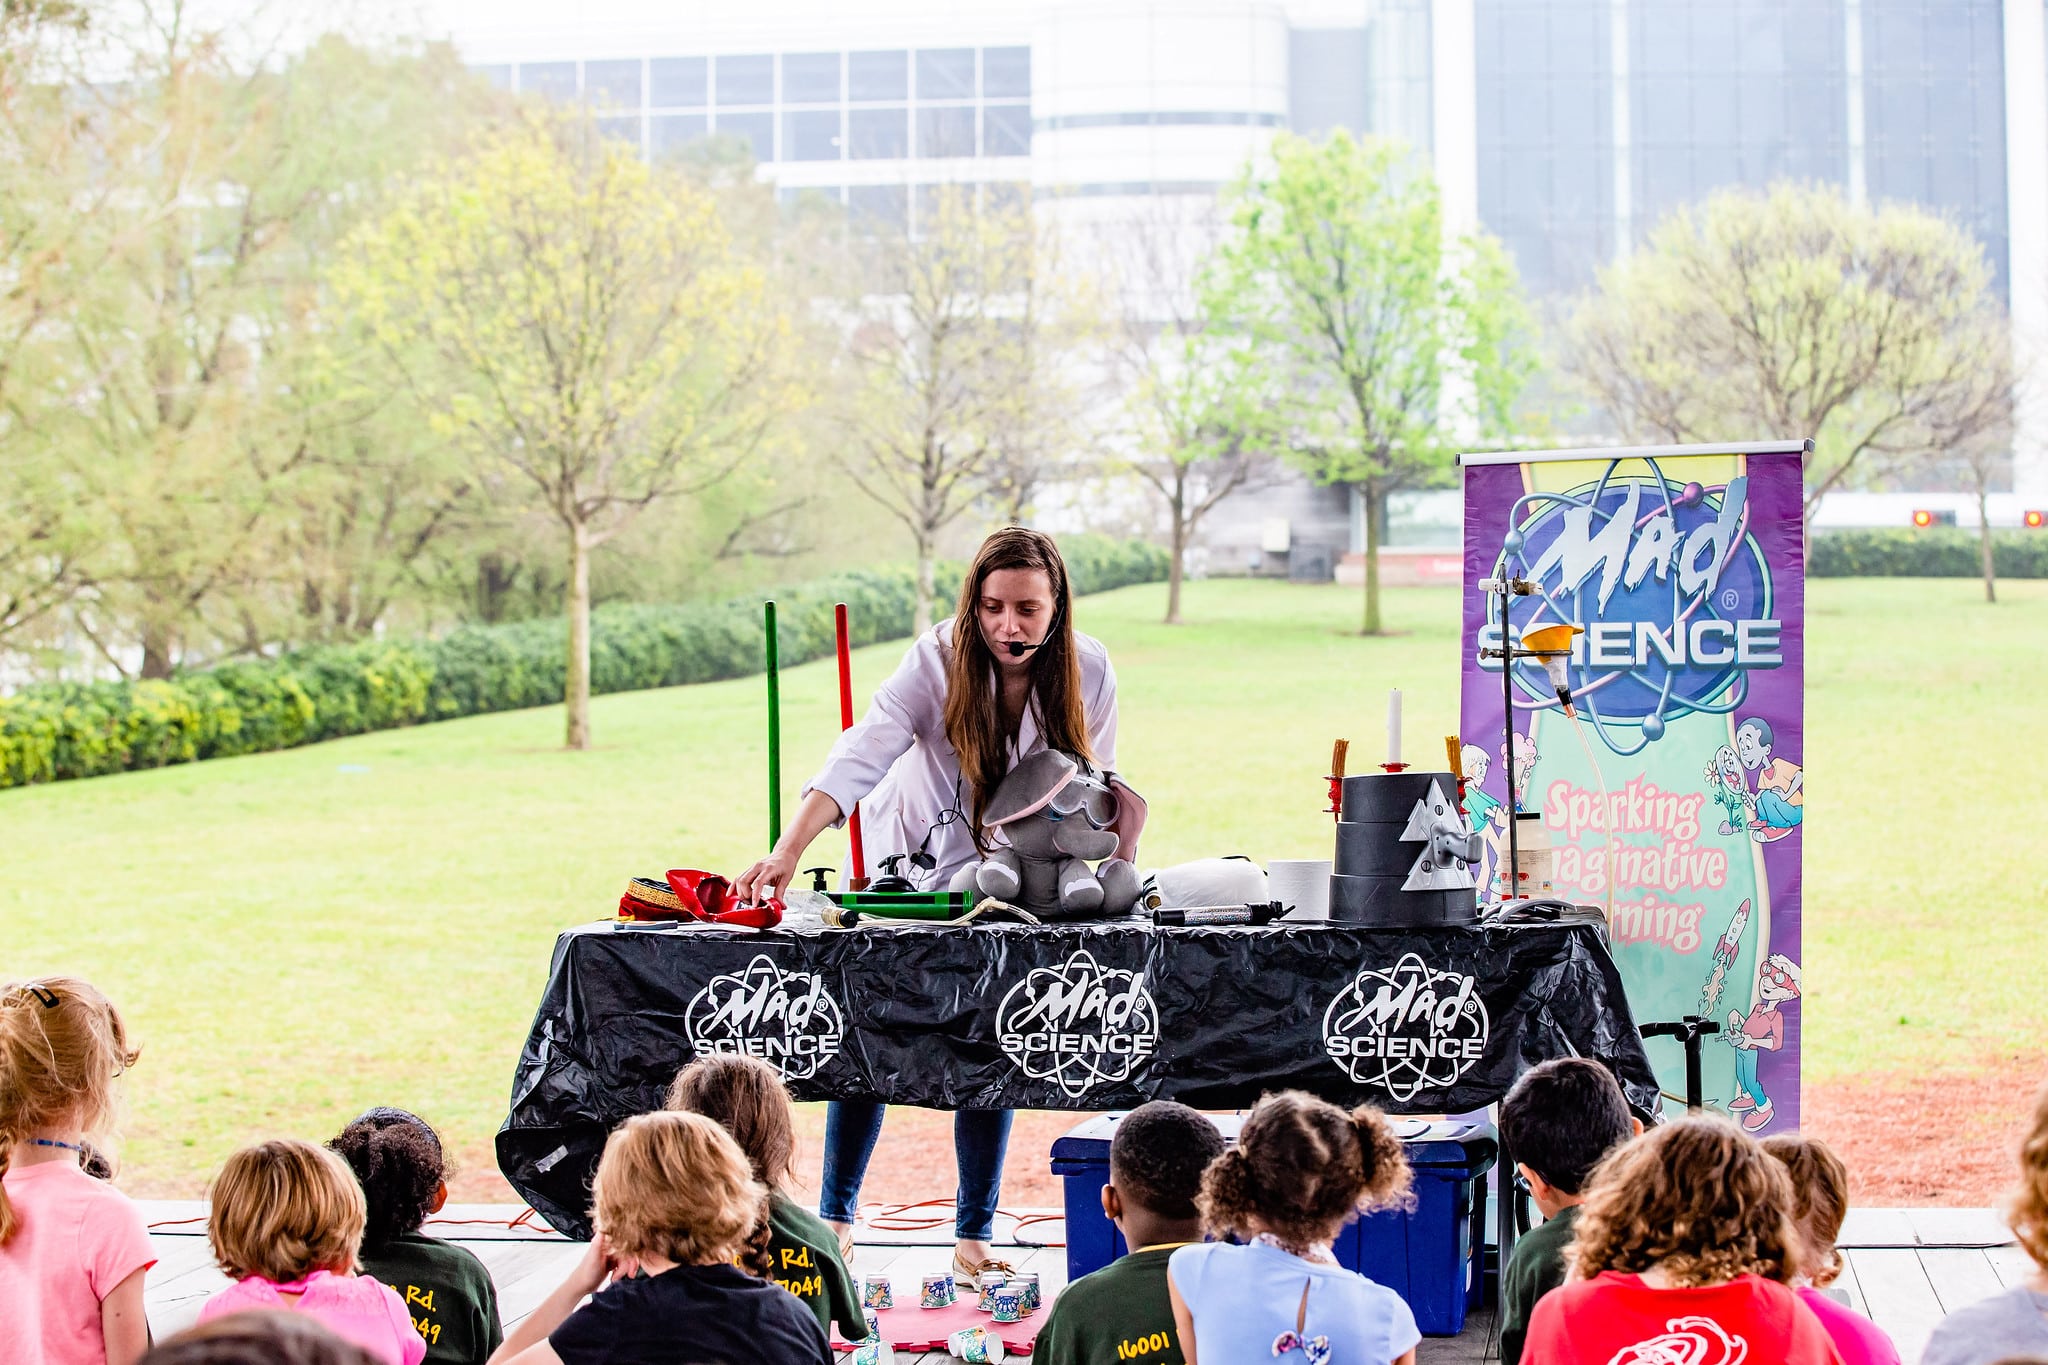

{"left": 830, "top": 1295, "right": 1040, "bottom": 1355}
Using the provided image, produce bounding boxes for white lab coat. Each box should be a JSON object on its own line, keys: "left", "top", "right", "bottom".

{"left": 803, "top": 619, "right": 1119, "bottom": 890}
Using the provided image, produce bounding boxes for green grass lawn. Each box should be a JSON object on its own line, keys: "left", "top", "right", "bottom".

{"left": 3, "top": 576, "right": 2044, "bottom": 1196}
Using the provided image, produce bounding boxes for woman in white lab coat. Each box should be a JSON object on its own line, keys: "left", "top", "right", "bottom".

{"left": 734, "top": 526, "right": 1134, "bottom": 1285}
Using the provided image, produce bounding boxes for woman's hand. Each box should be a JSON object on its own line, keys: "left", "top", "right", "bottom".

{"left": 730, "top": 790, "right": 844, "bottom": 903}
{"left": 733, "top": 849, "right": 798, "bottom": 904}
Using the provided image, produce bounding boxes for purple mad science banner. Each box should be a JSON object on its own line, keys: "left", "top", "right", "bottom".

{"left": 1457, "top": 442, "right": 1808, "bottom": 1129}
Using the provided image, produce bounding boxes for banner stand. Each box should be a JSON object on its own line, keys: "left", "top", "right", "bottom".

{"left": 1457, "top": 440, "right": 1810, "bottom": 1127}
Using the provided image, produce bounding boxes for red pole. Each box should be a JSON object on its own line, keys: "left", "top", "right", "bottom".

{"left": 835, "top": 603, "right": 867, "bottom": 884}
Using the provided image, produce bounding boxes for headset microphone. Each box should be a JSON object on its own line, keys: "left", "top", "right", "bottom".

{"left": 1004, "top": 639, "right": 1045, "bottom": 657}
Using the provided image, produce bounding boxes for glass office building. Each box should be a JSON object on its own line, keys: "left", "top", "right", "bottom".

{"left": 454, "top": 0, "right": 2048, "bottom": 500}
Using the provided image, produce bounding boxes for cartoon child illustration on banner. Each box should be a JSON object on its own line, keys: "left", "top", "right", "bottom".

{"left": 1725, "top": 953, "right": 1800, "bottom": 1131}
{"left": 1736, "top": 716, "right": 1803, "bottom": 843}
{"left": 1460, "top": 743, "right": 1506, "bottom": 898}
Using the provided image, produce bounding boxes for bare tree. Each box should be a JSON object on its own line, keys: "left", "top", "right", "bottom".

{"left": 1565, "top": 182, "right": 2013, "bottom": 528}
{"left": 838, "top": 186, "right": 1084, "bottom": 631}
{"left": 1101, "top": 201, "right": 1283, "bottom": 623}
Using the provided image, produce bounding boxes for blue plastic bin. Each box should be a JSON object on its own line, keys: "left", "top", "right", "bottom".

{"left": 1049, "top": 1113, "right": 1496, "bottom": 1336}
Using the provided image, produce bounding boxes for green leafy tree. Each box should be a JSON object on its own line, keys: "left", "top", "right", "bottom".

{"left": 1563, "top": 182, "right": 2013, "bottom": 529}
{"left": 1210, "top": 132, "right": 1532, "bottom": 634}
{"left": 337, "top": 116, "right": 790, "bottom": 749}
{"left": 27, "top": 20, "right": 499, "bottom": 675}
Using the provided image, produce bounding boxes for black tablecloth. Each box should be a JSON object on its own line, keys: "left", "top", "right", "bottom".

{"left": 497, "top": 913, "right": 1654, "bottom": 1235}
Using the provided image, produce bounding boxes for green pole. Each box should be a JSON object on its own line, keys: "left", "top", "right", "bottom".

{"left": 765, "top": 599, "right": 781, "bottom": 847}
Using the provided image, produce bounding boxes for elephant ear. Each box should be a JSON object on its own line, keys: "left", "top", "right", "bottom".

{"left": 1104, "top": 773, "right": 1148, "bottom": 848}
{"left": 983, "top": 749, "right": 1078, "bottom": 828}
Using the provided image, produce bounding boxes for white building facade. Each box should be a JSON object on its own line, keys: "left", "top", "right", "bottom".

{"left": 446, "top": 0, "right": 2048, "bottom": 554}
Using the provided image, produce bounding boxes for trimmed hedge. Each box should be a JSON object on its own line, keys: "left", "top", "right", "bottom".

{"left": 1809, "top": 528, "right": 2048, "bottom": 578}
{"left": 0, "top": 535, "right": 1168, "bottom": 789}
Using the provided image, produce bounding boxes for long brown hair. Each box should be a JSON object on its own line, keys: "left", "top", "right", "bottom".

{"left": 1197, "top": 1090, "right": 1412, "bottom": 1253}
{"left": 943, "top": 527, "right": 1095, "bottom": 837}
{"left": 1569, "top": 1116, "right": 1798, "bottom": 1287}
{"left": 665, "top": 1054, "right": 798, "bottom": 1193}
{"left": 0, "top": 977, "right": 140, "bottom": 1245}
{"left": 1761, "top": 1133, "right": 1849, "bottom": 1286}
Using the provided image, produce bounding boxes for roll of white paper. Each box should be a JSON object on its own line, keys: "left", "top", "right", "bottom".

{"left": 1268, "top": 859, "right": 1333, "bottom": 920}
{"left": 1387, "top": 688, "right": 1402, "bottom": 766}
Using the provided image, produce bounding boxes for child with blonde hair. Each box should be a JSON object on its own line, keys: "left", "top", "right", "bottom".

{"left": 0, "top": 976, "right": 155, "bottom": 1365}
{"left": 198, "top": 1139, "right": 424, "bottom": 1365}
{"left": 666, "top": 1054, "right": 863, "bottom": 1342}
{"left": 488, "top": 1110, "right": 829, "bottom": 1365}
{"left": 1922, "top": 1081, "right": 2048, "bottom": 1364}
{"left": 1762, "top": 1134, "right": 1899, "bottom": 1365}
{"left": 1166, "top": 1090, "right": 1419, "bottom": 1365}
{"left": 1521, "top": 1116, "right": 1836, "bottom": 1364}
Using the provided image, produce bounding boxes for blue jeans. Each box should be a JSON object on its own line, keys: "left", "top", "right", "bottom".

{"left": 1735, "top": 1045, "right": 1769, "bottom": 1108}
{"left": 818, "top": 1102, "right": 1013, "bottom": 1241}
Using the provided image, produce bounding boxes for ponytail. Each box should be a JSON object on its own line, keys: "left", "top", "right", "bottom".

{"left": 1197, "top": 1091, "right": 1415, "bottom": 1253}
{"left": 738, "top": 1193, "right": 775, "bottom": 1278}
{"left": 0, "top": 978, "right": 140, "bottom": 1247}
{"left": 1350, "top": 1106, "right": 1413, "bottom": 1209}
{"left": 1194, "top": 1146, "right": 1261, "bottom": 1241}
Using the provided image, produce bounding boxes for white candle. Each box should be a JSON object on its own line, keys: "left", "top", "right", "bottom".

{"left": 1387, "top": 688, "right": 1402, "bottom": 766}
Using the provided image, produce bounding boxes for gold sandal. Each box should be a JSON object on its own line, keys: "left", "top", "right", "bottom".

{"left": 952, "top": 1250, "right": 1017, "bottom": 1288}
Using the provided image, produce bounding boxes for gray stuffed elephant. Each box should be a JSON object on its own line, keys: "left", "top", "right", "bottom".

{"left": 949, "top": 749, "right": 1147, "bottom": 920}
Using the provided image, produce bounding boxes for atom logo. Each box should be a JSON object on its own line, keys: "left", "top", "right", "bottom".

{"left": 1322, "top": 954, "right": 1490, "bottom": 1101}
{"left": 996, "top": 951, "right": 1158, "bottom": 1099}
{"left": 1606, "top": 1317, "right": 1748, "bottom": 1365}
{"left": 683, "top": 955, "right": 843, "bottom": 1080}
{"left": 1487, "top": 459, "right": 1776, "bottom": 757}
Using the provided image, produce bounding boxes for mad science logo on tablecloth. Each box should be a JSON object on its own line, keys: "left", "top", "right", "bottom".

{"left": 1480, "top": 469, "right": 1776, "bottom": 754}
{"left": 1323, "top": 954, "right": 1490, "bottom": 1101}
{"left": 996, "top": 950, "right": 1158, "bottom": 1098}
{"left": 683, "top": 955, "right": 843, "bottom": 1079}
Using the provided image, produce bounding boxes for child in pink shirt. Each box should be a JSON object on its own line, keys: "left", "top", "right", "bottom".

{"left": 1764, "top": 1134, "right": 1902, "bottom": 1365}
{"left": 198, "top": 1138, "right": 425, "bottom": 1365}
{"left": 0, "top": 976, "right": 156, "bottom": 1365}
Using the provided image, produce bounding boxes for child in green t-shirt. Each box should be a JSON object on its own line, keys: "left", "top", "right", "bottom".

{"left": 1036, "top": 1101, "right": 1226, "bottom": 1365}
{"left": 1496, "top": 1059, "right": 1642, "bottom": 1365}
{"left": 329, "top": 1107, "right": 503, "bottom": 1365}
{"left": 666, "top": 1055, "right": 864, "bottom": 1343}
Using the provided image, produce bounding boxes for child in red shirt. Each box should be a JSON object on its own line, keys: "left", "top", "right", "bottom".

{"left": 1521, "top": 1116, "right": 1843, "bottom": 1365}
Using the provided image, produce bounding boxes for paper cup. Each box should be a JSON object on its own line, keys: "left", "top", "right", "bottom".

{"left": 1268, "top": 859, "right": 1332, "bottom": 920}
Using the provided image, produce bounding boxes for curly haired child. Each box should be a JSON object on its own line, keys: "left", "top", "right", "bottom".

{"left": 331, "top": 1109, "right": 503, "bottom": 1364}
{"left": 665, "top": 1054, "right": 863, "bottom": 1343}
{"left": 1922, "top": 1081, "right": 2048, "bottom": 1365}
{"left": 1166, "top": 1090, "right": 1418, "bottom": 1365}
{"left": 0, "top": 976, "right": 155, "bottom": 1365}
{"left": 1762, "top": 1134, "right": 1900, "bottom": 1365}
{"left": 1521, "top": 1116, "right": 1837, "bottom": 1365}
{"left": 488, "top": 1110, "right": 829, "bottom": 1365}
{"left": 198, "top": 1139, "right": 425, "bottom": 1365}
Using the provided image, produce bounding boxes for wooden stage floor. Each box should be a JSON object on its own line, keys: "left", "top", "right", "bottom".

{"left": 138, "top": 1202, "right": 2024, "bottom": 1363}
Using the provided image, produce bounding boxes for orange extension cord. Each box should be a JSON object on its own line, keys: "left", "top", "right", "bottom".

{"left": 151, "top": 1200, "right": 1066, "bottom": 1246}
